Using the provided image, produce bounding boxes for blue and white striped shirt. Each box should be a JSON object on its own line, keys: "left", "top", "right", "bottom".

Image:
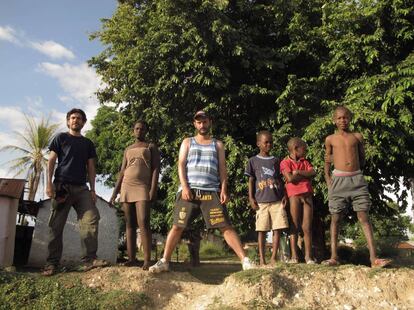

{"left": 183, "top": 137, "right": 220, "bottom": 191}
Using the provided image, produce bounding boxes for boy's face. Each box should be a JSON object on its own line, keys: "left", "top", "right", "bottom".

{"left": 257, "top": 134, "right": 273, "bottom": 153}
{"left": 133, "top": 123, "right": 147, "bottom": 140}
{"left": 334, "top": 109, "right": 351, "bottom": 130}
{"left": 296, "top": 145, "right": 307, "bottom": 158}
{"left": 193, "top": 117, "right": 211, "bottom": 136}
{"left": 66, "top": 113, "right": 85, "bottom": 131}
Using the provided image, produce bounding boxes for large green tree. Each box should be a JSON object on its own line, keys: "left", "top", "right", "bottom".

{"left": 1, "top": 116, "right": 59, "bottom": 201}
{"left": 88, "top": 0, "right": 414, "bottom": 238}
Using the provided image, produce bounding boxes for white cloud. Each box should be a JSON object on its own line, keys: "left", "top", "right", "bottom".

{"left": 30, "top": 40, "right": 75, "bottom": 60}
{"left": 0, "top": 25, "right": 20, "bottom": 44}
{"left": 37, "top": 62, "right": 102, "bottom": 130}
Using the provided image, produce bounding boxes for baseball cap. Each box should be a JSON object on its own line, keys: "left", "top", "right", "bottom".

{"left": 193, "top": 110, "right": 210, "bottom": 120}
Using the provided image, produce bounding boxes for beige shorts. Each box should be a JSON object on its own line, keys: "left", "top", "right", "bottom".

{"left": 256, "top": 201, "right": 288, "bottom": 231}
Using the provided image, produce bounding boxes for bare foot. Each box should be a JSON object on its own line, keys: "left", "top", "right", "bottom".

{"left": 270, "top": 258, "right": 277, "bottom": 265}
{"left": 142, "top": 261, "right": 150, "bottom": 270}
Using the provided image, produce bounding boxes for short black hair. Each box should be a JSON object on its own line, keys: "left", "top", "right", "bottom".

{"left": 133, "top": 120, "right": 148, "bottom": 129}
{"left": 66, "top": 108, "right": 87, "bottom": 122}
{"left": 333, "top": 106, "right": 352, "bottom": 119}
{"left": 256, "top": 130, "right": 272, "bottom": 142}
{"left": 287, "top": 137, "right": 306, "bottom": 152}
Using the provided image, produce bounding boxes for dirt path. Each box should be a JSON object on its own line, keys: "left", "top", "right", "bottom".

{"left": 79, "top": 263, "right": 414, "bottom": 309}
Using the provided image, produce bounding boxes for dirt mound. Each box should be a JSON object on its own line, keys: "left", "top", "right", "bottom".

{"left": 79, "top": 264, "right": 414, "bottom": 309}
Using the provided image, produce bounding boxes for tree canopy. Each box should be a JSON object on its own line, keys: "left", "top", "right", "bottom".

{"left": 88, "top": 0, "right": 414, "bottom": 238}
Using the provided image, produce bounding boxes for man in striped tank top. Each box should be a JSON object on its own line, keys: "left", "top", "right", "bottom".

{"left": 150, "top": 111, "right": 255, "bottom": 273}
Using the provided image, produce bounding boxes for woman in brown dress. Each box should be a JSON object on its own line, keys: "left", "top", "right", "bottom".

{"left": 110, "top": 121, "right": 160, "bottom": 269}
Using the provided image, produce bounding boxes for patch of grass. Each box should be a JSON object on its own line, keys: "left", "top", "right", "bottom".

{"left": 244, "top": 298, "right": 277, "bottom": 310}
{"left": 233, "top": 268, "right": 272, "bottom": 284}
{"left": 0, "top": 271, "right": 151, "bottom": 310}
{"left": 206, "top": 296, "right": 237, "bottom": 310}
{"left": 188, "top": 263, "right": 241, "bottom": 284}
{"left": 199, "top": 241, "right": 226, "bottom": 259}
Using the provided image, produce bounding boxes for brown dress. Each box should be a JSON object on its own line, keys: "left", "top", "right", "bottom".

{"left": 120, "top": 145, "right": 152, "bottom": 202}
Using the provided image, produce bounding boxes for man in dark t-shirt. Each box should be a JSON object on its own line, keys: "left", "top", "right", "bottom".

{"left": 42, "top": 108, "right": 107, "bottom": 276}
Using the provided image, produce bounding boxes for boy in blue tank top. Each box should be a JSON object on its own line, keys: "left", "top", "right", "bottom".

{"left": 150, "top": 111, "right": 255, "bottom": 273}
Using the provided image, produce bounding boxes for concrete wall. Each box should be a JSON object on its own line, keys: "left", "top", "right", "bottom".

{"left": 0, "top": 197, "right": 18, "bottom": 267}
{"left": 27, "top": 197, "right": 119, "bottom": 267}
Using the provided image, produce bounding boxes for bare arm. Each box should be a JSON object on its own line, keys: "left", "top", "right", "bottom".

{"left": 295, "top": 168, "right": 316, "bottom": 179}
{"left": 355, "top": 133, "right": 365, "bottom": 169}
{"left": 149, "top": 143, "right": 160, "bottom": 201}
{"left": 87, "top": 158, "right": 97, "bottom": 203}
{"left": 110, "top": 150, "right": 128, "bottom": 204}
{"left": 178, "top": 138, "right": 192, "bottom": 200}
{"left": 46, "top": 151, "right": 58, "bottom": 198}
{"left": 248, "top": 176, "right": 259, "bottom": 210}
{"left": 216, "top": 140, "right": 228, "bottom": 204}
{"left": 282, "top": 169, "right": 303, "bottom": 183}
{"left": 324, "top": 136, "right": 333, "bottom": 187}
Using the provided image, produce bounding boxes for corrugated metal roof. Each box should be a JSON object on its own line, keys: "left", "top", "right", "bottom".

{"left": 0, "top": 178, "right": 26, "bottom": 199}
{"left": 396, "top": 241, "right": 414, "bottom": 250}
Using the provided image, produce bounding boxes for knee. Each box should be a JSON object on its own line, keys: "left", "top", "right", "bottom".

{"left": 171, "top": 225, "right": 184, "bottom": 234}
{"left": 81, "top": 209, "right": 99, "bottom": 226}
{"left": 137, "top": 218, "right": 150, "bottom": 230}
{"left": 357, "top": 213, "right": 370, "bottom": 225}
{"left": 219, "top": 225, "right": 234, "bottom": 235}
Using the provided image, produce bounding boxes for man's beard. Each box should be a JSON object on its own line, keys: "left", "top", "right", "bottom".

{"left": 198, "top": 128, "right": 209, "bottom": 135}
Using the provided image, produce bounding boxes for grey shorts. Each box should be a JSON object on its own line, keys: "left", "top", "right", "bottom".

{"left": 173, "top": 190, "right": 231, "bottom": 229}
{"left": 328, "top": 173, "right": 371, "bottom": 214}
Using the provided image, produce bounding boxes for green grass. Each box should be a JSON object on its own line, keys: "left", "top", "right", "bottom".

{"left": 0, "top": 271, "right": 151, "bottom": 310}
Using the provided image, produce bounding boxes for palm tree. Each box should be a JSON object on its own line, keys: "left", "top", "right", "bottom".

{"left": 1, "top": 115, "right": 59, "bottom": 201}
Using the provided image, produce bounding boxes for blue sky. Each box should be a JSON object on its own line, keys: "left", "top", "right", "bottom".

{"left": 0, "top": 0, "right": 117, "bottom": 199}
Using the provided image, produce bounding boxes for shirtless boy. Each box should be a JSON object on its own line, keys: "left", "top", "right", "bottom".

{"left": 324, "top": 106, "right": 391, "bottom": 268}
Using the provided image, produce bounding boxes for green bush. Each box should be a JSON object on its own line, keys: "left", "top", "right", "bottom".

{"left": 199, "top": 241, "right": 226, "bottom": 258}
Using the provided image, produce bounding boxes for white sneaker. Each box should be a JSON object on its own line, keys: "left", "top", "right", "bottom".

{"left": 149, "top": 258, "right": 169, "bottom": 273}
{"left": 242, "top": 257, "right": 255, "bottom": 270}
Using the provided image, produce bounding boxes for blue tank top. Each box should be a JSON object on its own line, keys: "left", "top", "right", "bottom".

{"left": 184, "top": 137, "right": 220, "bottom": 191}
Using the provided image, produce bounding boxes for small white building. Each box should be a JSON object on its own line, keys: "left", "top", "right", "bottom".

{"left": 0, "top": 178, "right": 25, "bottom": 267}
{"left": 27, "top": 196, "right": 119, "bottom": 267}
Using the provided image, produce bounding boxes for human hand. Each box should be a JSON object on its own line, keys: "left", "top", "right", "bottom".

{"left": 109, "top": 194, "right": 117, "bottom": 206}
{"left": 149, "top": 189, "right": 157, "bottom": 202}
{"left": 220, "top": 191, "right": 228, "bottom": 205}
{"left": 181, "top": 186, "right": 193, "bottom": 201}
{"left": 249, "top": 199, "right": 259, "bottom": 210}
{"left": 293, "top": 170, "right": 300, "bottom": 176}
{"left": 46, "top": 182, "right": 54, "bottom": 198}
{"left": 281, "top": 196, "right": 287, "bottom": 208}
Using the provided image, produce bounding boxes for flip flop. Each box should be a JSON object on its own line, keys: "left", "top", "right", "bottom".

{"left": 371, "top": 258, "right": 392, "bottom": 268}
{"left": 322, "top": 258, "right": 340, "bottom": 266}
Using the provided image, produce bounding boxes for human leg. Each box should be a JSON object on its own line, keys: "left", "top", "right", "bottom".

{"left": 46, "top": 200, "right": 72, "bottom": 267}
{"left": 271, "top": 229, "right": 281, "bottom": 265}
{"left": 258, "top": 231, "right": 267, "bottom": 265}
{"left": 123, "top": 203, "right": 138, "bottom": 263}
{"left": 136, "top": 200, "right": 151, "bottom": 269}
{"left": 329, "top": 213, "right": 342, "bottom": 262}
{"left": 220, "top": 226, "right": 246, "bottom": 260}
{"left": 356, "top": 211, "right": 377, "bottom": 262}
{"left": 288, "top": 196, "right": 302, "bottom": 262}
{"left": 148, "top": 225, "right": 184, "bottom": 273}
{"left": 302, "top": 195, "right": 314, "bottom": 262}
